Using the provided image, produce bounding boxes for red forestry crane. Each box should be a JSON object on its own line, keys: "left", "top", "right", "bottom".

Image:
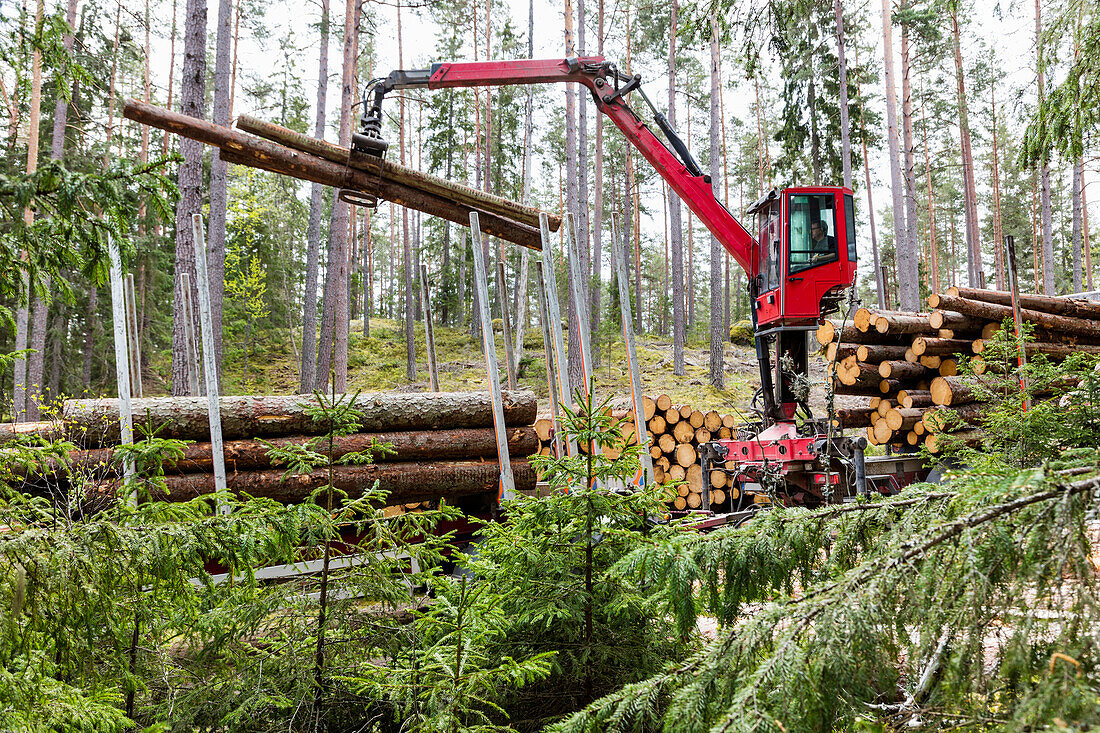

{"left": 358, "top": 57, "right": 918, "bottom": 507}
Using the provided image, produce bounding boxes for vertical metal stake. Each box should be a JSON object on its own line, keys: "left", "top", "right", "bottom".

{"left": 469, "top": 212, "right": 516, "bottom": 502}
{"left": 191, "top": 213, "right": 229, "bottom": 513}
{"left": 497, "top": 260, "right": 517, "bottom": 390}
{"left": 565, "top": 212, "right": 600, "bottom": 460}
{"left": 611, "top": 214, "right": 654, "bottom": 487}
{"left": 536, "top": 261, "right": 565, "bottom": 459}
{"left": 420, "top": 263, "right": 440, "bottom": 392}
{"left": 107, "top": 234, "right": 135, "bottom": 493}
{"left": 538, "top": 214, "right": 577, "bottom": 457}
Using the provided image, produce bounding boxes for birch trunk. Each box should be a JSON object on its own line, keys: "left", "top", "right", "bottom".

{"left": 300, "top": 0, "right": 326, "bottom": 393}
{"left": 171, "top": 0, "right": 206, "bottom": 396}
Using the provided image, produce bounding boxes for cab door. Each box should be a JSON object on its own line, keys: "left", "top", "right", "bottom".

{"left": 753, "top": 197, "right": 784, "bottom": 326}
{"left": 783, "top": 190, "right": 845, "bottom": 321}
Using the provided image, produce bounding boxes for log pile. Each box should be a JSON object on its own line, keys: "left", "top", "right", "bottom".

{"left": 532, "top": 394, "right": 742, "bottom": 512}
{"left": 820, "top": 287, "right": 1100, "bottom": 452}
{"left": 5, "top": 391, "right": 539, "bottom": 509}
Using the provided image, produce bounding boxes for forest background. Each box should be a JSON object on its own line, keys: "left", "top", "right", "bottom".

{"left": 0, "top": 0, "right": 1096, "bottom": 411}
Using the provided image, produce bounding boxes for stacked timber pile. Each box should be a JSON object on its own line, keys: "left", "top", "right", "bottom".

{"left": 532, "top": 394, "right": 741, "bottom": 512}
{"left": 820, "top": 287, "right": 1100, "bottom": 452}
{"left": 5, "top": 391, "right": 539, "bottom": 509}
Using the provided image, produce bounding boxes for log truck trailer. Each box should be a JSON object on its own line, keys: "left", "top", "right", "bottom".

{"left": 357, "top": 57, "right": 927, "bottom": 508}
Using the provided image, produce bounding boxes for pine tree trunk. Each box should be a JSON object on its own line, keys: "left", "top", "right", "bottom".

{"left": 82, "top": 286, "right": 97, "bottom": 389}
{"left": 835, "top": 0, "right": 852, "bottom": 189}
{"left": 171, "top": 0, "right": 207, "bottom": 396}
{"left": 564, "top": 0, "right": 583, "bottom": 392}
{"left": 589, "top": 0, "right": 603, "bottom": 366}
{"left": 950, "top": 9, "right": 981, "bottom": 289}
{"left": 301, "top": 0, "right": 329, "bottom": 392}
{"left": 881, "top": 0, "right": 912, "bottom": 309}
{"left": 1073, "top": 158, "right": 1084, "bottom": 292}
{"left": 668, "top": 0, "right": 685, "bottom": 375}
{"left": 900, "top": 14, "right": 920, "bottom": 300}
{"left": 1083, "top": 165, "right": 1093, "bottom": 290}
{"left": 399, "top": 0, "right": 415, "bottom": 383}
{"left": 513, "top": 0, "right": 536, "bottom": 373}
{"left": 577, "top": 0, "right": 593, "bottom": 365}
{"left": 921, "top": 76, "right": 940, "bottom": 293}
{"left": 990, "top": 85, "right": 1005, "bottom": 289}
{"left": 626, "top": 5, "right": 642, "bottom": 334}
{"left": 318, "top": 0, "right": 358, "bottom": 392}
{"left": 1035, "top": 0, "right": 1054, "bottom": 294}
{"left": 205, "top": 0, "right": 234, "bottom": 388}
{"left": 708, "top": 16, "right": 724, "bottom": 389}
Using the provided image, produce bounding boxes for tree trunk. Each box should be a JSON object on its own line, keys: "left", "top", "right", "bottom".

{"left": 577, "top": 0, "right": 593, "bottom": 365}
{"left": 564, "top": 0, "right": 582, "bottom": 392}
{"left": 1035, "top": 0, "right": 1054, "bottom": 294}
{"left": 669, "top": 0, "right": 685, "bottom": 375}
{"left": 82, "top": 286, "right": 97, "bottom": 389}
{"left": 589, "top": 0, "right": 604, "bottom": 366}
{"left": 128, "top": 460, "right": 537, "bottom": 507}
{"left": 900, "top": 12, "right": 920, "bottom": 301}
{"left": 171, "top": 0, "right": 206, "bottom": 396}
{"left": 1073, "top": 158, "right": 1084, "bottom": 292}
{"left": 300, "top": 0, "right": 328, "bottom": 393}
{"left": 62, "top": 390, "right": 538, "bottom": 445}
{"left": 708, "top": 16, "right": 724, "bottom": 389}
{"left": 990, "top": 85, "right": 1005, "bottom": 289}
{"left": 205, "top": 0, "right": 234, "bottom": 388}
{"left": 921, "top": 76, "right": 940, "bottom": 293}
{"left": 835, "top": 0, "right": 852, "bottom": 189}
{"left": 317, "top": 0, "right": 359, "bottom": 392}
{"left": 881, "top": 0, "right": 912, "bottom": 309}
{"left": 53, "top": 427, "right": 537, "bottom": 477}
{"left": 950, "top": 8, "right": 981, "bottom": 289}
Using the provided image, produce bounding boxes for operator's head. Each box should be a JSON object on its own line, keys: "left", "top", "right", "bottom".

{"left": 810, "top": 220, "right": 827, "bottom": 242}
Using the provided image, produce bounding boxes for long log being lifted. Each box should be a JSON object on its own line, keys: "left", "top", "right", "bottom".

{"left": 122, "top": 100, "right": 557, "bottom": 250}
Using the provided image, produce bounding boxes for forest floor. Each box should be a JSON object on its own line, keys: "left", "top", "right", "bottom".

{"left": 209, "top": 317, "right": 826, "bottom": 417}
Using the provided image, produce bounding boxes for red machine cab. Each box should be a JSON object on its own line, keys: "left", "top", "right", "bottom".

{"left": 749, "top": 187, "right": 857, "bottom": 329}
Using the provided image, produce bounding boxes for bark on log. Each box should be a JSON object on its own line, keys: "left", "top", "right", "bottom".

{"left": 898, "top": 390, "right": 934, "bottom": 409}
{"left": 945, "top": 286, "right": 1100, "bottom": 320}
{"left": 817, "top": 320, "right": 905, "bottom": 346}
{"left": 0, "top": 420, "right": 66, "bottom": 446}
{"left": 922, "top": 403, "right": 985, "bottom": 433}
{"left": 925, "top": 428, "right": 982, "bottom": 453}
{"left": 929, "top": 376, "right": 977, "bottom": 406}
{"left": 856, "top": 344, "right": 910, "bottom": 363}
{"left": 123, "top": 100, "right": 544, "bottom": 250}
{"left": 885, "top": 407, "right": 924, "bottom": 431}
{"left": 879, "top": 379, "right": 903, "bottom": 394}
{"left": 874, "top": 312, "right": 935, "bottom": 335}
{"left": 236, "top": 114, "right": 561, "bottom": 232}
{"left": 47, "top": 427, "right": 537, "bottom": 477}
{"left": 103, "top": 459, "right": 537, "bottom": 506}
{"left": 878, "top": 360, "right": 934, "bottom": 380}
{"left": 928, "top": 293, "right": 1100, "bottom": 340}
{"left": 833, "top": 408, "right": 873, "bottom": 429}
{"left": 910, "top": 337, "right": 973, "bottom": 357}
{"left": 64, "top": 390, "right": 537, "bottom": 444}
{"left": 928, "top": 310, "right": 986, "bottom": 331}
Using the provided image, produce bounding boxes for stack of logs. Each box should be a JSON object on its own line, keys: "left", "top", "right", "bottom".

{"left": 532, "top": 394, "right": 742, "bottom": 512}
{"left": 4, "top": 391, "right": 540, "bottom": 510}
{"left": 821, "top": 286, "right": 1100, "bottom": 451}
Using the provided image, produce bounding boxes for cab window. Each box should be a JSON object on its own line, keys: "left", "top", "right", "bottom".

{"left": 757, "top": 205, "right": 782, "bottom": 292}
{"left": 789, "top": 194, "right": 838, "bottom": 274}
{"left": 845, "top": 194, "right": 857, "bottom": 261}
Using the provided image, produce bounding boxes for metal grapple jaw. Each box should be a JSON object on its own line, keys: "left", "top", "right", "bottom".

{"left": 354, "top": 68, "right": 435, "bottom": 159}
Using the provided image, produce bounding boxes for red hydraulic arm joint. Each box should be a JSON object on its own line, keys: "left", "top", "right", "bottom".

{"left": 368, "top": 57, "right": 759, "bottom": 277}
